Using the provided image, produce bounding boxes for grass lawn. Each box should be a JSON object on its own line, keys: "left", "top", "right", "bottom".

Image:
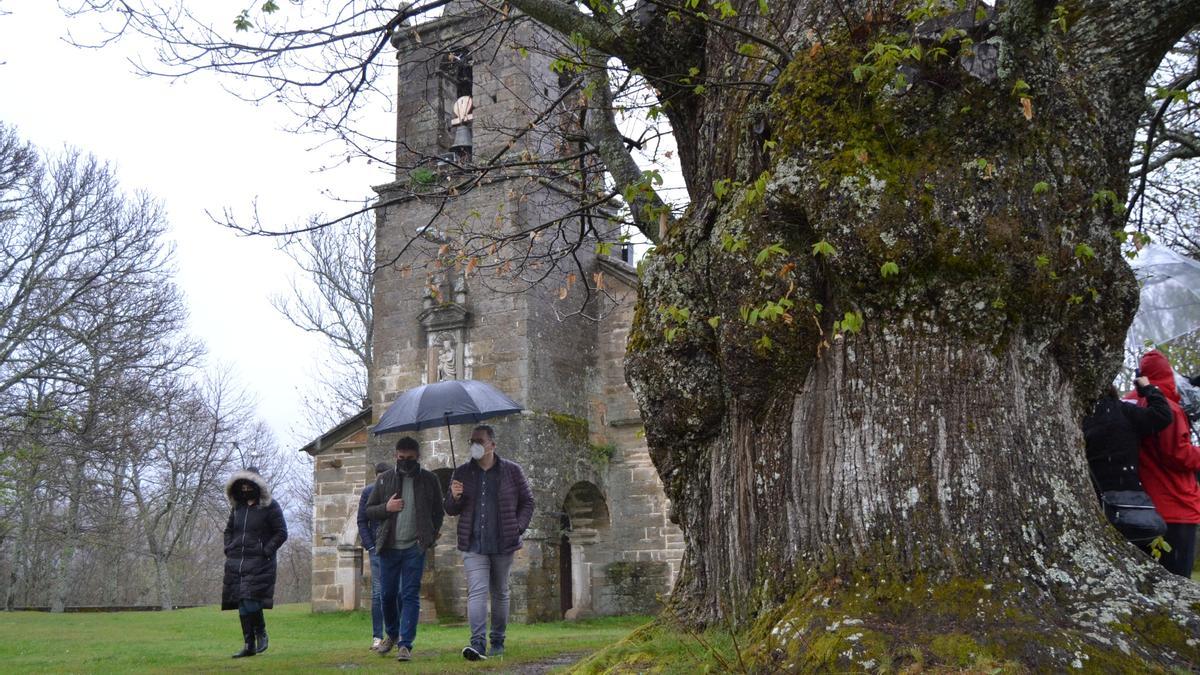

{"left": 0, "top": 604, "right": 650, "bottom": 673}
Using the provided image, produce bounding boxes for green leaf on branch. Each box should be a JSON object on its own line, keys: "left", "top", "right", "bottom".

{"left": 755, "top": 242, "right": 788, "bottom": 266}
{"left": 708, "top": 316, "right": 721, "bottom": 329}
{"left": 261, "top": 0, "right": 279, "bottom": 13}
{"left": 880, "top": 261, "right": 899, "bottom": 278}
{"left": 720, "top": 232, "right": 748, "bottom": 253}
{"left": 713, "top": 178, "right": 732, "bottom": 200}
{"left": 1074, "top": 243, "right": 1095, "bottom": 260}
{"left": 737, "top": 43, "right": 760, "bottom": 57}
{"left": 712, "top": 0, "right": 737, "bottom": 18}
{"left": 1050, "top": 5, "right": 1069, "bottom": 33}
{"left": 1091, "top": 189, "right": 1125, "bottom": 215}
{"left": 811, "top": 240, "right": 837, "bottom": 258}
{"left": 1153, "top": 86, "right": 1189, "bottom": 103}
{"left": 234, "top": 10, "right": 252, "bottom": 31}
{"left": 674, "top": 252, "right": 686, "bottom": 265}
{"left": 833, "top": 310, "right": 864, "bottom": 334}
{"left": 1032, "top": 181, "right": 1050, "bottom": 195}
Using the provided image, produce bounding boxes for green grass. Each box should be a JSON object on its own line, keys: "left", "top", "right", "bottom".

{"left": 0, "top": 604, "right": 650, "bottom": 673}
{"left": 572, "top": 620, "right": 741, "bottom": 674}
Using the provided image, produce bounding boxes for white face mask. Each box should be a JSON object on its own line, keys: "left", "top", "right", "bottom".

{"left": 469, "top": 443, "right": 486, "bottom": 461}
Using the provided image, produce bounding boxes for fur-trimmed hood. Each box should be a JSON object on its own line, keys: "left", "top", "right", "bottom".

{"left": 225, "top": 469, "right": 273, "bottom": 507}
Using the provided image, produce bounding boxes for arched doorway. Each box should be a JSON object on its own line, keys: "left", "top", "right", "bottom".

{"left": 559, "top": 482, "right": 610, "bottom": 617}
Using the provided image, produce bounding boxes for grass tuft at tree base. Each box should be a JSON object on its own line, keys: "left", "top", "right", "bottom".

{"left": 570, "top": 619, "right": 740, "bottom": 674}
{"left": 0, "top": 603, "right": 648, "bottom": 673}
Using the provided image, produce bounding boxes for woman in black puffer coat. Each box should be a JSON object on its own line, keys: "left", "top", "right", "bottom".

{"left": 222, "top": 466, "right": 287, "bottom": 658}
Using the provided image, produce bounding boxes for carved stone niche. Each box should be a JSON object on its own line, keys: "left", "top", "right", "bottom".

{"left": 418, "top": 272, "right": 470, "bottom": 382}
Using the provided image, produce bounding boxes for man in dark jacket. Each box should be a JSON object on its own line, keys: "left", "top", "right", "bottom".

{"left": 365, "top": 437, "right": 444, "bottom": 662}
{"left": 445, "top": 425, "right": 535, "bottom": 661}
{"left": 222, "top": 466, "right": 288, "bottom": 658}
{"left": 357, "top": 461, "right": 391, "bottom": 650}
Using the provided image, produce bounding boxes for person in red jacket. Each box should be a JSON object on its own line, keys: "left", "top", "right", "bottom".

{"left": 1128, "top": 350, "right": 1200, "bottom": 577}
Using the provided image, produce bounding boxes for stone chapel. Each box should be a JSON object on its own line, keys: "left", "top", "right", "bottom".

{"left": 302, "top": 2, "right": 684, "bottom": 622}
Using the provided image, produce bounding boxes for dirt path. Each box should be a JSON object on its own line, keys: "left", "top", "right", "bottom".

{"left": 482, "top": 651, "right": 588, "bottom": 674}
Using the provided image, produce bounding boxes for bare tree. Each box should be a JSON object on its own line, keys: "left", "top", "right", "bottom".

{"left": 120, "top": 373, "right": 245, "bottom": 610}
{"left": 272, "top": 211, "right": 374, "bottom": 435}
{"left": 1129, "top": 30, "right": 1200, "bottom": 258}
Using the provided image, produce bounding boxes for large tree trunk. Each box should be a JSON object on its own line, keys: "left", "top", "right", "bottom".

{"left": 619, "top": 0, "right": 1200, "bottom": 669}
{"left": 152, "top": 553, "right": 173, "bottom": 611}
{"left": 50, "top": 460, "right": 84, "bottom": 613}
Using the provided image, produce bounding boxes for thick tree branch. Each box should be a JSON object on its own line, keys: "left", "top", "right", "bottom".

{"left": 583, "top": 66, "right": 669, "bottom": 244}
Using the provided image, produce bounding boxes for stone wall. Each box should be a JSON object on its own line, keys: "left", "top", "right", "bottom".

{"left": 309, "top": 425, "right": 370, "bottom": 612}
{"left": 307, "top": 4, "right": 683, "bottom": 620}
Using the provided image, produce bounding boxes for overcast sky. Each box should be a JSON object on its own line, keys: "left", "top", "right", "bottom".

{"left": 0, "top": 3, "right": 387, "bottom": 450}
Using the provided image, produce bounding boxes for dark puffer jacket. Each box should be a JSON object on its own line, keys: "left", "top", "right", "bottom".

{"left": 222, "top": 469, "right": 288, "bottom": 610}
{"left": 1083, "top": 384, "right": 1172, "bottom": 492}
{"left": 444, "top": 454, "right": 534, "bottom": 554}
{"left": 365, "top": 466, "right": 444, "bottom": 550}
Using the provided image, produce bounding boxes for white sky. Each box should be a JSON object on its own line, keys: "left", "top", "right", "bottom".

{"left": 0, "top": 3, "right": 388, "bottom": 450}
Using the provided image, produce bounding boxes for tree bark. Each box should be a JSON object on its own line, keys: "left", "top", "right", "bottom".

{"left": 611, "top": 0, "right": 1200, "bottom": 668}
{"left": 50, "top": 459, "right": 84, "bottom": 613}
{"left": 153, "top": 553, "right": 173, "bottom": 611}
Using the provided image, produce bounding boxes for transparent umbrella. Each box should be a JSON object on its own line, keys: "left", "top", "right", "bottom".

{"left": 1126, "top": 244, "right": 1200, "bottom": 351}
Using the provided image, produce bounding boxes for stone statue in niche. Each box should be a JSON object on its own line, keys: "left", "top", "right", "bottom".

{"left": 437, "top": 338, "right": 457, "bottom": 381}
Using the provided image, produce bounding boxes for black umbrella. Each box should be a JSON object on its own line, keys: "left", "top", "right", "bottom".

{"left": 373, "top": 379, "right": 523, "bottom": 465}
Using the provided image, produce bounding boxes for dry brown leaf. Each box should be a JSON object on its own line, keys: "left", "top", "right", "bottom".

{"left": 1021, "top": 97, "right": 1033, "bottom": 121}
{"left": 558, "top": 286, "right": 568, "bottom": 300}
{"left": 566, "top": 272, "right": 577, "bottom": 288}
{"left": 593, "top": 271, "right": 605, "bottom": 289}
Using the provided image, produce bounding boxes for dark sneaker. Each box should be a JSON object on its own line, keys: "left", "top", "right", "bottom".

{"left": 487, "top": 644, "right": 505, "bottom": 658}
{"left": 396, "top": 646, "right": 412, "bottom": 661}
{"left": 462, "top": 645, "right": 487, "bottom": 661}
{"left": 374, "top": 637, "right": 396, "bottom": 655}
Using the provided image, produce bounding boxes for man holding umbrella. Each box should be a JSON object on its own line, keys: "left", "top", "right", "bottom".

{"left": 445, "top": 425, "right": 535, "bottom": 661}
{"left": 365, "top": 437, "right": 444, "bottom": 662}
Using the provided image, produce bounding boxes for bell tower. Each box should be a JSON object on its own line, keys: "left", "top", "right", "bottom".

{"left": 360, "top": 2, "right": 684, "bottom": 624}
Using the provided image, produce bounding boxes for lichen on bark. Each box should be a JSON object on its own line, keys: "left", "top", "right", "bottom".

{"left": 511, "top": 0, "right": 1200, "bottom": 668}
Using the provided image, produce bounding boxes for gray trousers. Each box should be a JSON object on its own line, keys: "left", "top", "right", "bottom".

{"left": 462, "top": 551, "right": 514, "bottom": 649}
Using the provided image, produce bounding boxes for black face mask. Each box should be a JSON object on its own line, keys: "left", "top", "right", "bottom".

{"left": 397, "top": 458, "right": 419, "bottom": 475}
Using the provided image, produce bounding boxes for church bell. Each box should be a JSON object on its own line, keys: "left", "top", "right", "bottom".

{"left": 450, "top": 124, "right": 473, "bottom": 155}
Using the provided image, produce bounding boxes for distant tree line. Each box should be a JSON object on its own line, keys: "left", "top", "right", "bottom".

{"left": 0, "top": 123, "right": 311, "bottom": 611}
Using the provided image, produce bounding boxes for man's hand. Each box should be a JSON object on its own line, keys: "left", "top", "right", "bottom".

{"left": 450, "top": 479, "right": 464, "bottom": 500}
{"left": 386, "top": 493, "right": 405, "bottom": 512}
{"left": 1135, "top": 376, "right": 1151, "bottom": 389}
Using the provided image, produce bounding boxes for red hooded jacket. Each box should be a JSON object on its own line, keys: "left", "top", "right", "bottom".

{"left": 1126, "top": 350, "right": 1200, "bottom": 523}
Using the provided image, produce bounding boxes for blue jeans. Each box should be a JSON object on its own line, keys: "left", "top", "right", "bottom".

{"left": 379, "top": 546, "right": 425, "bottom": 649}
{"left": 369, "top": 550, "right": 383, "bottom": 639}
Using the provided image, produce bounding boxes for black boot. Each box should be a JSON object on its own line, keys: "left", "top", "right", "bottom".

{"left": 253, "top": 611, "right": 269, "bottom": 654}
{"left": 232, "top": 614, "right": 256, "bottom": 658}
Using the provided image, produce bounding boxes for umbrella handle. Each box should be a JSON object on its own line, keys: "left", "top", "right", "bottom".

{"left": 445, "top": 414, "right": 457, "bottom": 467}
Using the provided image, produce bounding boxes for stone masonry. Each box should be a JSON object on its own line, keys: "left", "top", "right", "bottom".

{"left": 304, "top": 3, "right": 683, "bottom": 622}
